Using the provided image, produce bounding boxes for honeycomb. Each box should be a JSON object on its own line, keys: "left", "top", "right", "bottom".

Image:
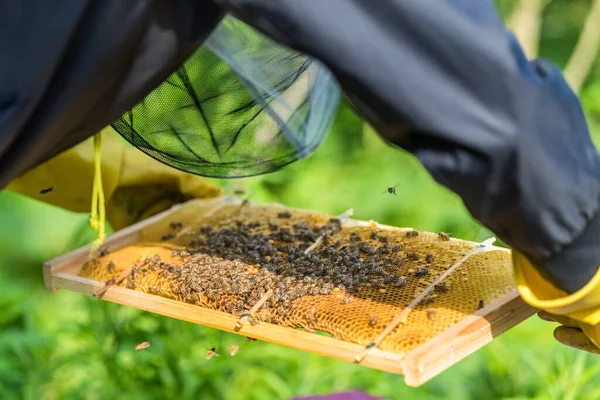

{"left": 80, "top": 201, "right": 516, "bottom": 355}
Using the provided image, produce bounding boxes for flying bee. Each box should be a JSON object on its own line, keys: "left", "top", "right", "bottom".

{"left": 135, "top": 341, "right": 151, "bottom": 351}
{"left": 381, "top": 183, "right": 401, "bottom": 196}
{"left": 229, "top": 344, "right": 239, "bottom": 356}
{"left": 39, "top": 186, "right": 54, "bottom": 194}
{"left": 206, "top": 347, "right": 220, "bottom": 360}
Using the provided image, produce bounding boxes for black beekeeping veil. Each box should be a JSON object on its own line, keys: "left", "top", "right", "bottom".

{"left": 112, "top": 16, "right": 341, "bottom": 178}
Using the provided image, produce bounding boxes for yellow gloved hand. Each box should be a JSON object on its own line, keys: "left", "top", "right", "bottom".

{"left": 6, "top": 127, "right": 222, "bottom": 232}
{"left": 513, "top": 251, "right": 600, "bottom": 354}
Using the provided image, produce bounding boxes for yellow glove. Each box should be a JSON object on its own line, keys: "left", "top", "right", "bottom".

{"left": 513, "top": 251, "right": 600, "bottom": 354}
{"left": 6, "top": 127, "right": 222, "bottom": 232}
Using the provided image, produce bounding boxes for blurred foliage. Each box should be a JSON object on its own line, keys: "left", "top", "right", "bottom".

{"left": 1, "top": 1, "right": 600, "bottom": 399}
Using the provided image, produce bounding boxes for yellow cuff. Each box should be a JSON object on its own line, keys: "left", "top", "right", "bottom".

{"left": 513, "top": 251, "right": 600, "bottom": 325}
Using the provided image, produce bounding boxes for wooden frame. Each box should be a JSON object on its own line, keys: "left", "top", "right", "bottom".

{"left": 43, "top": 199, "right": 538, "bottom": 387}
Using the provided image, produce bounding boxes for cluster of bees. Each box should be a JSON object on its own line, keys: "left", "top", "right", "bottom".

{"left": 119, "top": 214, "right": 454, "bottom": 329}
{"left": 110, "top": 201, "right": 466, "bottom": 343}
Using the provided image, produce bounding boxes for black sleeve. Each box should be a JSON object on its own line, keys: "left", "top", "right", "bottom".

{"left": 0, "top": 0, "right": 223, "bottom": 188}
{"left": 214, "top": 0, "right": 600, "bottom": 293}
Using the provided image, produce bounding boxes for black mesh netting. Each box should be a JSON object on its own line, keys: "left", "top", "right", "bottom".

{"left": 112, "top": 16, "right": 341, "bottom": 178}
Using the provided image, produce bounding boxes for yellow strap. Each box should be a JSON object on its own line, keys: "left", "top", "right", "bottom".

{"left": 89, "top": 132, "right": 106, "bottom": 252}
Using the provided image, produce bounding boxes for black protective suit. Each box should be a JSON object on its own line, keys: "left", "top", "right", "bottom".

{"left": 1, "top": 0, "right": 599, "bottom": 295}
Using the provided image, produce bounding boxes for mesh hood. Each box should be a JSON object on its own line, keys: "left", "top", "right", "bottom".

{"left": 112, "top": 16, "right": 341, "bottom": 178}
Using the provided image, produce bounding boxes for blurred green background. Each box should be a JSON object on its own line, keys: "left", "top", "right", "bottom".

{"left": 1, "top": 1, "right": 600, "bottom": 399}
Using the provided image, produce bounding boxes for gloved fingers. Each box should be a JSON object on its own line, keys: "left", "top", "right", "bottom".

{"left": 579, "top": 322, "right": 600, "bottom": 349}
{"left": 553, "top": 326, "right": 600, "bottom": 355}
{"left": 537, "top": 310, "right": 555, "bottom": 322}
{"left": 537, "top": 310, "right": 581, "bottom": 328}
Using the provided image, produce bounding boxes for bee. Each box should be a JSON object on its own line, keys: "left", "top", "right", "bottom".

{"left": 126, "top": 279, "right": 135, "bottom": 290}
{"left": 377, "top": 235, "right": 389, "bottom": 244}
{"left": 395, "top": 277, "right": 407, "bottom": 287}
{"left": 149, "top": 286, "right": 160, "bottom": 293}
{"left": 434, "top": 282, "right": 449, "bottom": 293}
{"left": 425, "top": 253, "right": 435, "bottom": 263}
{"left": 135, "top": 341, "right": 151, "bottom": 351}
{"left": 229, "top": 344, "right": 239, "bottom": 356}
{"left": 415, "top": 268, "right": 429, "bottom": 277}
{"left": 224, "top": 301, "right": 236, "bottom": 314}
{"left": 478, "top": 300, "right": 485, "bottom": 310}
{"left": 161, "top": 232, "right": 175, "bottom": 241}
{"left": 407, "top": 252, "right": 420, "bottom": 261}
{"left": 419, "top": 296, "right": 435, "bottom": 305}
{"left": 249, "top": 317, "right": 259, "bottom": 326}
{"left": 369, "top": 316, "right": 378, "bottom": 327}
{"left": 306, "top": 306, "right": 317, "bottom": 321}
{"left": 169, "top": 221, "right": 183, "bottom": 230}
{"left": 438, "top": 232, "right": 450, "bottom": 241}
{"left": 200, "top": 226, "right": 213, "bottom": 235}
{"left": 406, "top": 230, "right": 419, "bottom": 238}
{"left": 381, "top": 183, "right": 400, "bottom": 196}
{"left": 246, "top": 337, "right": 257, "bottom": 342}
{"left": 426, "top": 309, "right": 436, "bottom": 321}
{"left": 206, "top": 347, "right": 220, "bottom": 360}
{"left": 340, "top": 296, "right": 353, "bottom": 305}
{"left": 39, "top": 187, "right": 54, "bottom": 194}
{"left": 391, "top": 245, "right": 403, "bottom": 252}
{"left": 107, "top": 261, "right": 116, "bottom": 273}
{"left": 277, "top": 212, "right": 292, "bottom": 219}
